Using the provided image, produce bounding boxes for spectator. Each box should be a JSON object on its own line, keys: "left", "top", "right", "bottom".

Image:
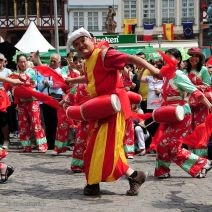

{"left": 66, "top": 49, "right": 75, "bottom": 65}
{"left": 140, "top": 72, "right": 164, "bottom": 143}
{"left": 205, "top": 56, "right": 212, "bottom": 84}
{"left": 132, "top": 104, "right": 150, "bottom": 156}
{"left": 135, "top": 52, "right": 151, "bottom": 113}
{"left": 38, "top": 53, "right": 63, "bottom": 150}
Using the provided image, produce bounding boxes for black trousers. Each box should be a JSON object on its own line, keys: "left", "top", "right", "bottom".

{"left": 40, "top": 104, "right": 58, "bottom": 149}
{"left": 7, "top": 103, "right": 18, "bottom": 133}
{"left": 140, "top": 100, "right": 147, "bottom": 113}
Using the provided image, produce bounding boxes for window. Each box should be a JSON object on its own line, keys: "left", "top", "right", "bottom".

{"left": 28, "top": 0, "right": 37, "bottom": 16}
{"left": 73, "top": 12, "right": 84, "bottom": 30}
{"left": 124, "top": 0, "right": 137, "bottom": 18}
{"left": 87, "top": 12, "right": 98, "bottom": 31}
{"left": 181, "top": 0, "right": 195, "bottom": 23}
{"left": 57, "top": 0, "right": 62, "bottom": 15}
{"left": 0, "top": 0, "right": 14, "bottom": 17}
{"left": 161, "top": 0, "right": 175, "bottom": 24}
{"left": 8, "top": 0, "right": 14, "bottom": 16}
{"left": 17, "top": 0, "right": 25, "bottom": 16}
{"left": 102, "top": 11, "right": 107, "bottom": 31}
{"left": 0, "top": 0, "right": 6, "bottom": 16}
{"left": 41, "top": 0, "right": 51, "bottom": 16}
{"left": 143, "top": 0, "right": 156, "bottom": 24}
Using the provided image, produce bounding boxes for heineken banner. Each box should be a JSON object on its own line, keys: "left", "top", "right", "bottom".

{"left": 94, "top": 35, "right": 137, "bottom": 44}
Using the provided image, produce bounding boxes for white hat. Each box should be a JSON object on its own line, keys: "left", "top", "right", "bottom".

{"left": 67, "top": 27, "right": 91, "bottom": 50}
{"left": 0, "top": 53, "right": 6, "bottom": 60}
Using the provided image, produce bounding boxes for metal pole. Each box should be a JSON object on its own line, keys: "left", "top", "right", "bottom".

{"left": 53, "top": 0, "right": 59, "bottom": 53}
{"left": 157, "top": 34, "right": 162, "bottom": 48}
{"left": 158, "top": 40, "right": 161, "bottom": 48}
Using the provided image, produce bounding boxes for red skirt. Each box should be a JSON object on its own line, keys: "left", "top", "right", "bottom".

{"left": 0, "top": 90, "right": 11, "bottom": 112}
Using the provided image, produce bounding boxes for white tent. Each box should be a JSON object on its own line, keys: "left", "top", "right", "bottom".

{"left": 15, "top": 21, "right": 55, "bottom": 53}
{"left": 0, "top": 36, "right": 4, "bottom": 43}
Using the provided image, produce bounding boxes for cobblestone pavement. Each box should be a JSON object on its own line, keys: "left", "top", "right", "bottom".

{"left": 1, "top": 141, "right": 212, "bottom": 212}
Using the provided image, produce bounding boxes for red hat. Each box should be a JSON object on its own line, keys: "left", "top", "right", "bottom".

{"left": 206, "top": 56, "right": 212, "bottom": 66}
{"left": 187, "top": 47, "right": 205, "bottom": 62}
{"left": 187, "top": 47, "right": 205, "bottom": 64}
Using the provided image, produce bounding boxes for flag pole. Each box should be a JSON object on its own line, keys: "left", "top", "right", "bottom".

{"left": 53, "top": 0, "right": 59, "bottom": 54}
{"left": 149, "top": 0, "right": 150, "bottom": 24}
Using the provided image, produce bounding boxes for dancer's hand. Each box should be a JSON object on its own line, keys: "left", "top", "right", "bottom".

{"left": 7, "top": 78, "right": 23, "bottom": 86}
{"left": 65, "top": 77, "right": 72, "bottom": 85}
{"left": 201, "top": 94, "right": 212, "bottom": 112}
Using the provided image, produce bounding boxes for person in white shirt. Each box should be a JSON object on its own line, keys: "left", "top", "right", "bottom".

{"left": 38, "top": 53, "right": 63, "bottom": 150}
{"left": 132, "top": 104, "right": 150, "bottom": 156}
{"left": 140, "top": 73, "right": 164, "bottom": 148}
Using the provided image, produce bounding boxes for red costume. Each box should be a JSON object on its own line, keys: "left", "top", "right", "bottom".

{"left": 82, "top": 48, "right": 131, "bottom": 184}
{"left": 54, "top": 69, "right": 80, "bottom": 154}
{"left": 70, "top": 83, "right": 90, "bottom": 172}
{"left": 14, "top": 70, "right": 47, "bottom": 152}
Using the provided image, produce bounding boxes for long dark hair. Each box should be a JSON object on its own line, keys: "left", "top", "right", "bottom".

{"left": 165, "top": 48, "right": 182, "bottom": 69}
{"left": 186, "top": 55, "right": 203, "bottom": 73}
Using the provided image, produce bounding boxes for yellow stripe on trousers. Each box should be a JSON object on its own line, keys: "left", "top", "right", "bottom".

{"left": 88, "top": 112, "right": 127, "bottom": 184}
{"left": 106, "top": 112, "right": 127, "bottom": 182}
{"left": 88, "top": 121, "right": 108, "bottom": 184}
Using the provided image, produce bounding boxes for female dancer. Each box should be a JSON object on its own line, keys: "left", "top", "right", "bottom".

{"left": 149, "top": 48, "right": 212, "bottom": 178}
{"left": 183, "top": 47, "right": 211, "bottom": 158}
{"left": 15, "top": 54, "right": 48, "bottom": 152}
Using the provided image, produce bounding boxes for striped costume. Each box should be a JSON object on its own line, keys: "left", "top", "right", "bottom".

{"left": 83, "top": 48, "right": 130, "bottom": 184}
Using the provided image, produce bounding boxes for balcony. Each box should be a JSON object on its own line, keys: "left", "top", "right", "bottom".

{"left": 143, "top": 18, "right": 156, "bottom": 25}
{"left": 181, "top": 17, "right": 195, "bottom": 24}
{"left": 0, "top": 15, "right": 64, "bottom": 29}
{"left": 87, "top": 26, "right": 99, "bottom": 32}
{"left": 162, "top": 18, "right": 175, "bottom": 25}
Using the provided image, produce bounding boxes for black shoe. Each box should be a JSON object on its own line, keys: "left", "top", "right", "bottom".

{"left": 0, "top": 165, "right": 14, "bottom": 183}
{"left": 196, "top": 160, "right": 212, "bottom": 178}
{"left": 126, "top": 171, "right": 146, "bottom": 196}
{"left": 157, "top": 173, "right": 171, "bottom": 179}
{"left": 83, "top": 183, "right": 100, "bottom": 196}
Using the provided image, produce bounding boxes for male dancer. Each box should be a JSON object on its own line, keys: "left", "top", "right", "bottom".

{"left": 66, "top": 28, "right": 147, "bottom": 196}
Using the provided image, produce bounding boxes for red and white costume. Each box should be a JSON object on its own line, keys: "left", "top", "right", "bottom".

{"left": 15, "top": 69, "right": 47, "bottom": 152}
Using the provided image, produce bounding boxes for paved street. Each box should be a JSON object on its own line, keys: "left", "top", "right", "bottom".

{"left": 1, "top": 140, "right": 212, "bottom": 212}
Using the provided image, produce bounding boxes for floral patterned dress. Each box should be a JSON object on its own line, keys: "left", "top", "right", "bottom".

{"left": 15, "top": 68, "right": 47, "bottom": 152}
{"left": 184, "top": 66, "right": 211, "bottom": 157}
{"left": 154, "top": 70, "right": 207, "bottom": 177}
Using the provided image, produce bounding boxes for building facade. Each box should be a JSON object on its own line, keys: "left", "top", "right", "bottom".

{"left": 67, "top": 0, "right": 200, "bottom": 40}
{"left": 199, "top": 0, "right": 212, "bottom": 49}
{"left": 0, "top": 0, "right": 211, "bottom": 49}
{"left": 0, "top": 0, "right": 68, "bottom": 46}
